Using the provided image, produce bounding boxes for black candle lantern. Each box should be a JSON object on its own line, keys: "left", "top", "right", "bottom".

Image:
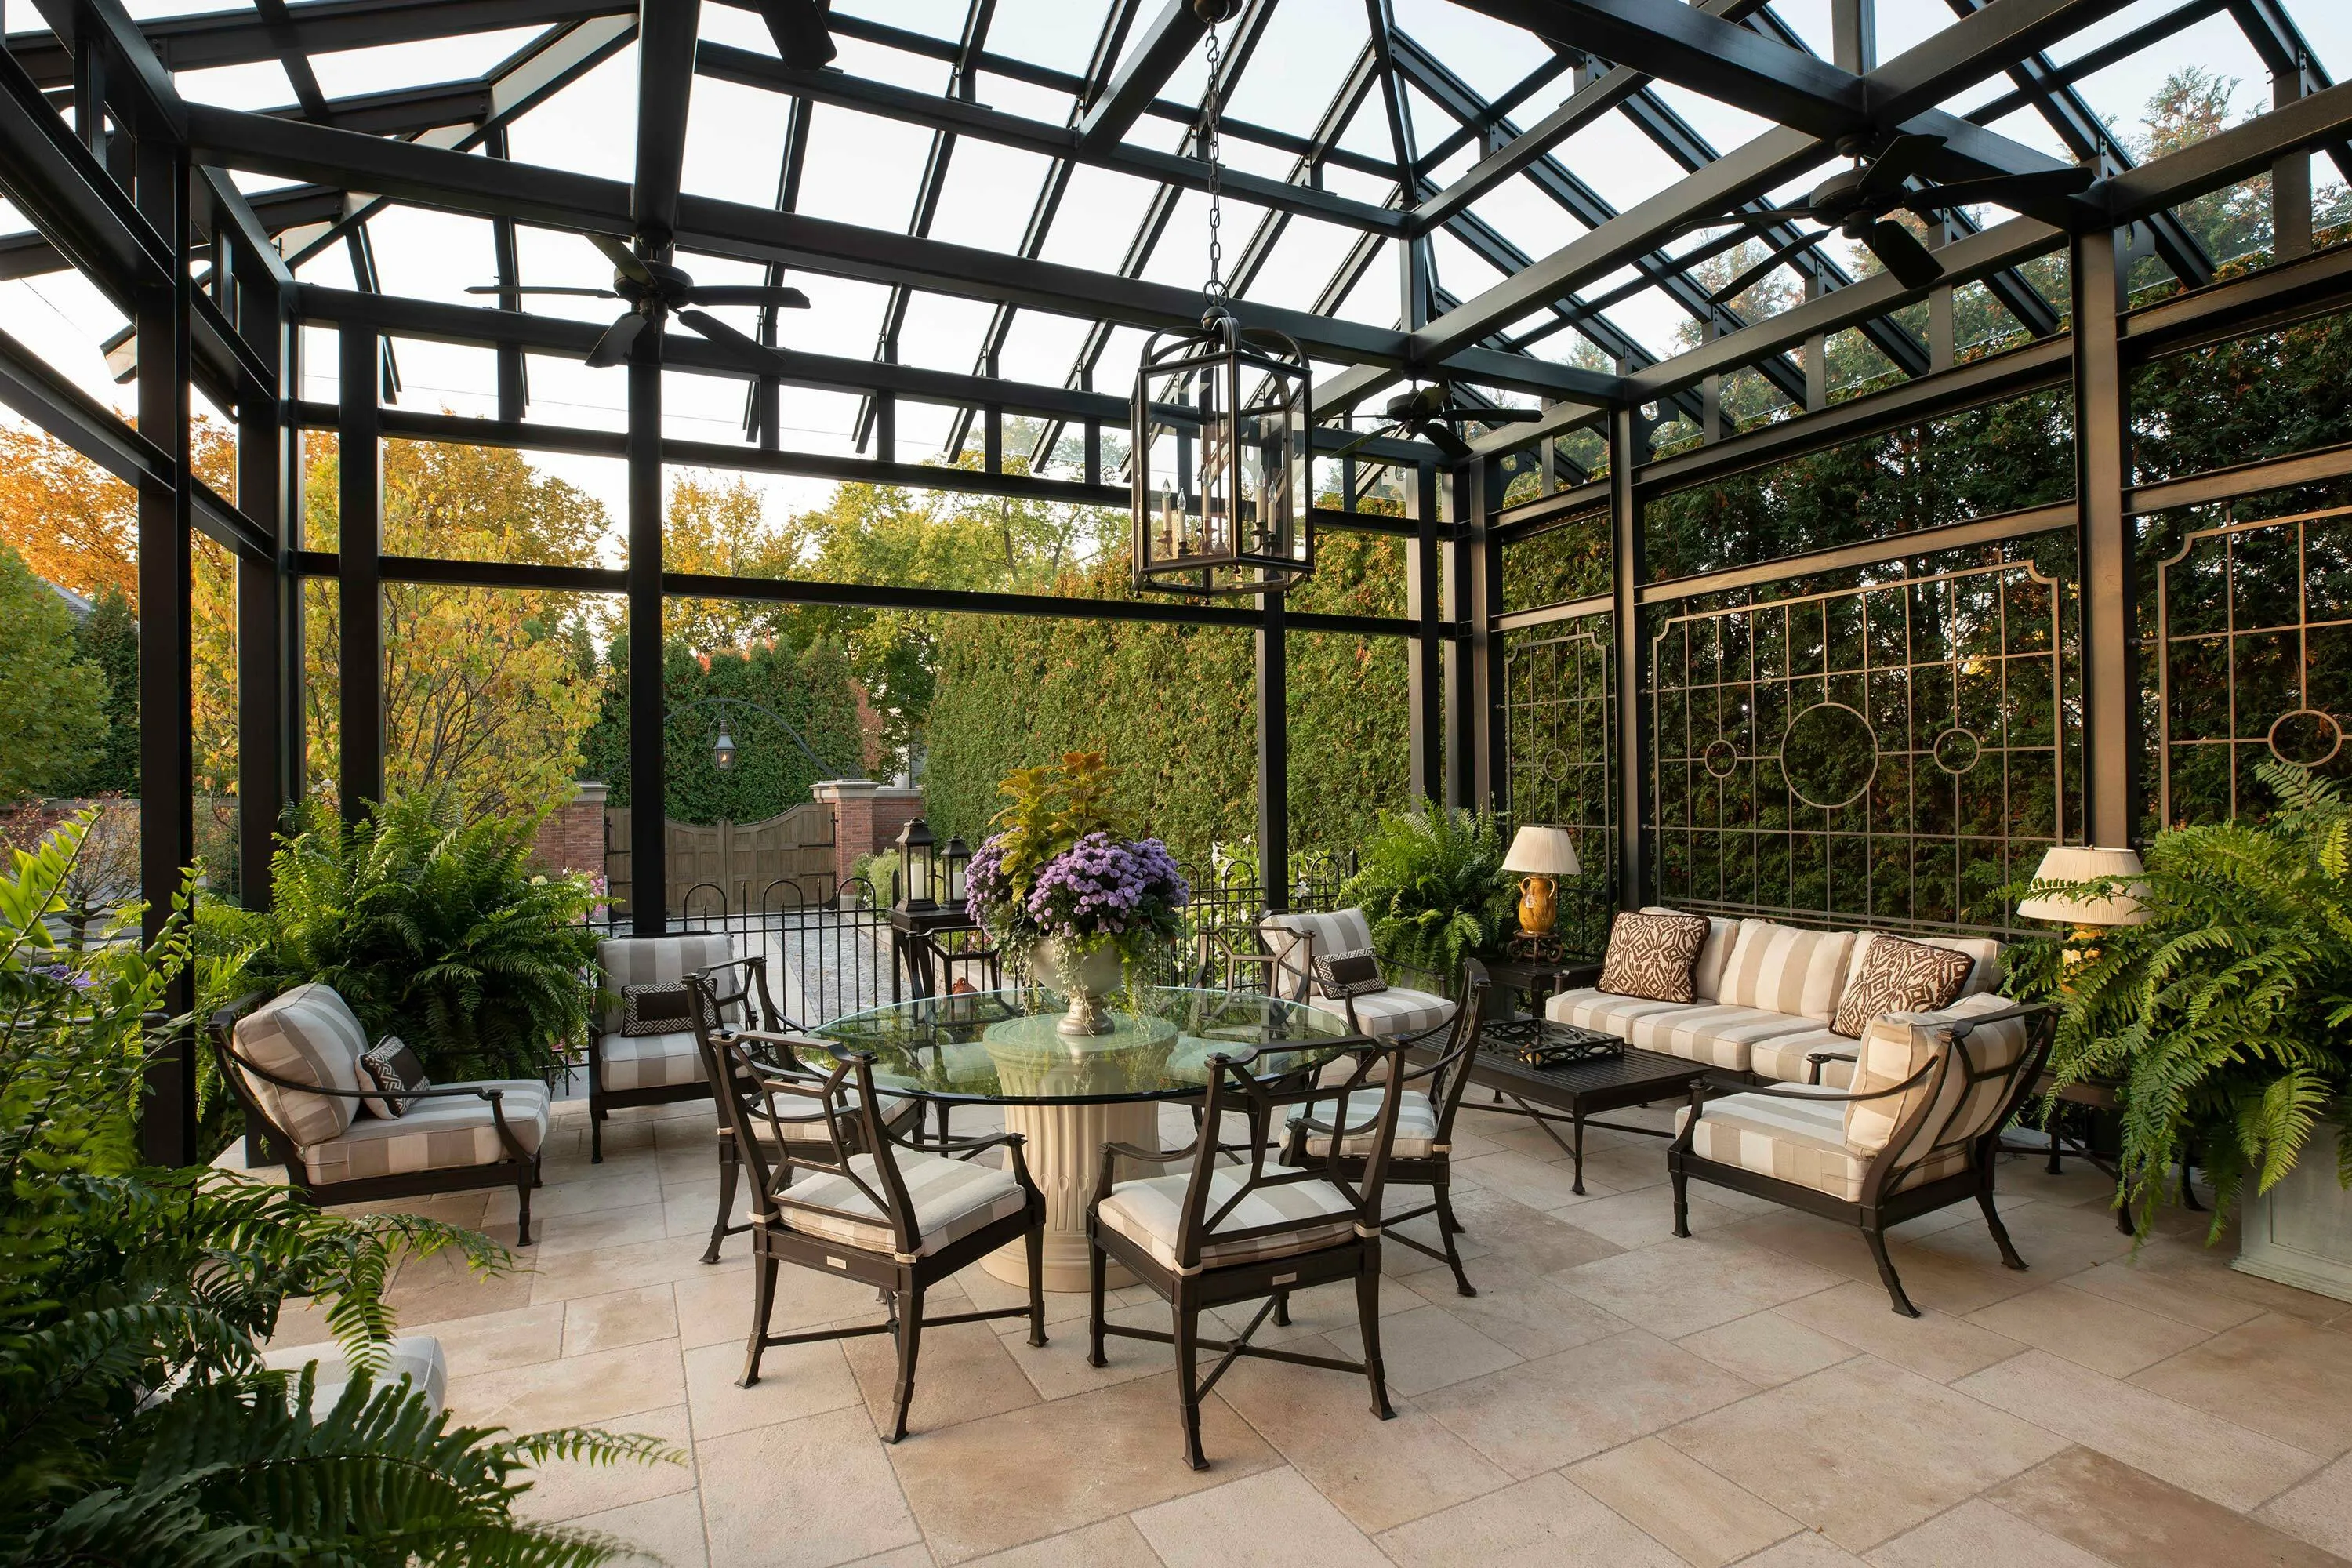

{"left": 710, "top": 729, "right": 737, "bottom": 772}
{"left": 942, "top": 836, "right": 970, "bottom": 907}
{"left": 1131, "top": 310, "right": 1314, "bottom": 597}
{"left": 894, "top": 818, "right": 937, "bottom": 911}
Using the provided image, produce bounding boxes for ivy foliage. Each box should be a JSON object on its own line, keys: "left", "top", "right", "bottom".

{"left": 0, "top": 816, "right": 670, "bottom": 1566}
{"left": 199, "top": 790, "right": 602, "bottom": 1083}
{"left": 2008, "top": 761, "right": 2352, "bottom": 1240}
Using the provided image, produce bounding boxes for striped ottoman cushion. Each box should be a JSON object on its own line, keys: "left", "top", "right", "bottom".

{"left": 1098, "top": 1170, "right": 1361, "bottom": 1274}
{"left": 299, "top": 1080, "right": 550, "bottom": 1183}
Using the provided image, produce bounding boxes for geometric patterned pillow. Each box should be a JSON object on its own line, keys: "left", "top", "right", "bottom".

{"left": 1596, "top": 910, "right": 1711, "bottom": 1004}
{"left": 619, "top": 981, "right": 722, "bottom": 1038}
{"left": 358, "top": 1035, "right": 430, "bottom": 1118}
{"left": 1312, "top": 948, "right": 1388, "bottom": 999}
{"left": 1830, "top": 935, "right": 1975, "bottom": 1038}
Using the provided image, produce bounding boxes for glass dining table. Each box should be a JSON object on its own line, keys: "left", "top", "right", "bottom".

{"left": 808, "top": 986, "right": 1365, "bottom": 1290}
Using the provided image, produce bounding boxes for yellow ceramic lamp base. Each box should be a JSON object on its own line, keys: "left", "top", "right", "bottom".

{"left": 1517, "top": 874, "right": 1559, "bottom": 938}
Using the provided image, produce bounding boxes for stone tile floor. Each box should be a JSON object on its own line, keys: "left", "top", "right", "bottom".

{"left": 260, "top": 1094, "right": 2352, "bottom": 1568}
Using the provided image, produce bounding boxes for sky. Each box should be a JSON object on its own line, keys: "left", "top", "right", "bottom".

{"left": 2, "top": 0, "right": 2347, "bottom": 549}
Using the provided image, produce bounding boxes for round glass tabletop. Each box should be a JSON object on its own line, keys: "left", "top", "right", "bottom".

{"left": 803, "top": 986, "right": 1362, "bottom": 1105}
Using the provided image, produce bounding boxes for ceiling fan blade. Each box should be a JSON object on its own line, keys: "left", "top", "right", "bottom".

{"left": 584, "top": 310, "right": 649, "bottom": 368}
{"left": 1468, "top": 407, "right": 1542, "bottom": 424}
{"left": 757, "top": 0, "right": 837, "bottom": 69}
{"left": 677, "top": 308, "right": 792, "bottom": 376}
{"left": 1904, "top": 165, "right": 2096, "bottom": 212}
{"left": 586, "top": 232, "right": 657, "bottom": 288}
{"left": 1414, "top": 421, "right": 1475, "bottom": 463}
{"left": 1710, "top": 230, "right": 1825, "bottom": 305}
{"left": 1330, "top": 419, "right": 1405, "bottom": 460}
{"left": 684, "top": 285, "right": 811, "bottom": 308}
{"left": 1858, "top": 132, "right": 1948, "bottom": 198}
{"left": 1862, "top": 220, "right": 1944, "bottom": 289}
{"left": 1672, "top": 207, "right": 1819, "bottom": 238}
{"left": 463, "top": 285, "right": 619, "bottom": 297}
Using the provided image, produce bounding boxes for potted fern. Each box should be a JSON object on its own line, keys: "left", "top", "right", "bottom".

{"left": 1337, "top": 804, "right": 1514, "bottom": 991}
{"left": 2012, "top": 760, "right": 2352, "bottom": 1290}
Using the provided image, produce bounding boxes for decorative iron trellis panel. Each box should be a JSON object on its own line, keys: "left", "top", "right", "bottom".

{"left": 2158, "top": 503, "right": 2352, "bottom": 826}
{"left": 1504, "top": 618, "right": 1617, "bottom": 957}
{"left": 1651, "top": 561, "right": 2074, "bottom": 937}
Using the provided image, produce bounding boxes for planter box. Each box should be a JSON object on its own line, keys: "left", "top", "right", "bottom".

{"left": 2236, "top": 1124, "right": 2352, "bottom": 1304}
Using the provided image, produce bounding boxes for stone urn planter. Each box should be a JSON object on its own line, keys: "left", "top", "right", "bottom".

{"left": 1022, "top": 938, "right": 1125, "bottom": 1036}
{"left": 2237, "top": 1123, "right": 2352, "bottom": 1303}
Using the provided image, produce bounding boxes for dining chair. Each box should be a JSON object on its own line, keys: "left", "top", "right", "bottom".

{"left": 707, "top": 1024, "right": 1047, "bottom": 1442}
{"left": 1085, "top": 1036, "right": 1412, "bottom": 1470}
{"left": 1279, "top": 960, "right": 1490, "bottom": 1298}
{"left": 686, "top": 967, "right": 926, "bottom": 1264}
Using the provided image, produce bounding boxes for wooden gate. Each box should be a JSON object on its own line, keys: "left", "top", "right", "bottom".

{"left": 604, "top": 801, "right": 837, "bottom": 916}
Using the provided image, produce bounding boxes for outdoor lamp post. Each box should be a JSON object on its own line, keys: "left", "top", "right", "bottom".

{"left": 2016, "top": 844, "right": 2149, "bottom": 973}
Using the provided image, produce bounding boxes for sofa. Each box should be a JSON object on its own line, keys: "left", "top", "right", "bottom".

{"left": 1544, "top": 908, "right": 2007, "bottom": 1087}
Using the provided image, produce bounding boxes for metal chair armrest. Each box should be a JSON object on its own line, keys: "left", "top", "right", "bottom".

{"left": 1803, "top": 1048, "right": 1858, "bottom": 1086}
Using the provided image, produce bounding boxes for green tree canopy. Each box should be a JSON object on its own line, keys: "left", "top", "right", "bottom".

{"left": 0, "top": 544, "right": 108, "bottom": 804}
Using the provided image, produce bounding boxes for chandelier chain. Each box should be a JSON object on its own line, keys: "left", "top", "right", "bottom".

{"left": 1201, "top": 21, "right": 1225, "bottom": 307}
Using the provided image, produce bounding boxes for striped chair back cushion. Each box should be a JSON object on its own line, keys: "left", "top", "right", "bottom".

{"left": 233, "top": 982, "right": 369, "bottom": 1146}
{"left": 1717, "top": 920, "right": 1857, "bottom": 1023}
{"left": 597, "top": 934, "right": 736, "bottom": 1034}
{"left": 1261, "top": 909, "right": 1375, "bottom": 997}
{"left": 1842, "top": 931, "right": 2005, "bottom": 1001}
{"left": 1641, "top": 907, "right": 1740, "bottom": 1002}
{"left": 1843, "top": 990, "right": 2033, "bottom": 1161}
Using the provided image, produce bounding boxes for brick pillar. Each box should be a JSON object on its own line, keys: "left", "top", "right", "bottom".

{"left": 811, "top": 779, "right": 881, "bottom": 892}
{"left": 532, "top": 781, "right": 609, "bottom": 887}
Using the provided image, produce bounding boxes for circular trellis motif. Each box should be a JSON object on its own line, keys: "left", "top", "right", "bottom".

{"left": 1780, "top": 702, "right": 1878, "bottom": 811}
{"left": 1702, "top": 739, "right": 1738, "bottom": 779}
{"left": 1541, "top": 746, "right": 1572, "bottom": 782}
{"left": 2270, "top": 708, "right": 2344, "bottom": 768}
{"left": 1932, "top": 726, "right": 1982, "bottom": 775}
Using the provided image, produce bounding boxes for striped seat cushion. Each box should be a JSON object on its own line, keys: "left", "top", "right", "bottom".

{"left": 1748, "top": 1027, "right": 1859, "bottom": 1088}
{"left": 1542, "top": 989, "right": 1813, "bottom": 1073}
{"left": 234, "top": 982, "right": 370, "bottom": 1146}
{"left": 1305, "top": 985, "right": 1454, "bottom": 1039}
{"left": 1098, "top": 1169, "right": 1363, "bottom": 1275}
{"left": 299, "top": 1080, "right": 550, "bottom": 1184}
{"left": 779, "top": 1151, "right": 1028, "bottom": 1260}
{"left": 595, "top": 935, "right": 735, "bottom": 1034}
{"left": 1261, "top": 909, "right": 1376, "bottom": 1000}
{"left": 1675, "top": 1089, "right": 1969, "bottom": 1203}
{"left": 596, "top": 1030, "right": 706, "bottom": 1091}
{"left": 1718, "top": 920, "right": 1859, "bottom": 1024}
{"left": 746, "top": 1087, "right": 922, "bottom": 1144}
{"left": 1292, "top": 1087, "right": 1439, "bottom": 1159}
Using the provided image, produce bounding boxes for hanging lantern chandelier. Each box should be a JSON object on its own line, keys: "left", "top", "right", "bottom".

{"left": 1130, "top": 1, "right": 1314, "bottom": 597}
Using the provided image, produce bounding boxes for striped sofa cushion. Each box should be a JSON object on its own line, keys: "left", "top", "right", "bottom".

{"left": 1292, "top": 1087, "right": 1439, "bottom": 1159}
{"left": 1845, "top": 991, "right": 2032, "bottom": 1161}
{"left": 1543, "top": 989, "right": 1813, "bottom": 1073}
{"left": 779, "top": 1151, "right": 1028, "bottom": 1260}
{"left": 234, "top": 982, "right": 370, "bottom": 1146}
{"left": 1748, "top": 1026, "right": 1858, "bottom": 1088}
{"left": 596, "top": 1029, "right": 707, "bottom": 1091}
{"left": 1305, "top": 985, "right": 1454, "bottom": 1040}
{"left": 1641, "top": 908, "right": 1740, "bottom": 1001}
{"left": 1675, "top": 1089, "right": 1969, "bottom": 1203}
{"left": 1261, "top": 910, "right": 1376, "bottom": 999}
{"left": 299, "top": 1080, "right": 550, "bottom": 1184}
{"left": 1718, "top": 920, "right": 1857, "bottom": 1023}
{"left": 1098, "top": 1169, "right": 1361, "bottom": 1275}
{"left": 595, "top": 934, "right": 735, "bottom": 1034}
{"left": 1548, "top": 986, "right": 1691, "bottom": 1038}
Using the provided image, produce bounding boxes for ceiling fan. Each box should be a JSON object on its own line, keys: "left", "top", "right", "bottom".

{"left": 467, "top": 233, "right": 809, "bottom": 372}
{"left": 1697, "top": 133, "right": 2094, "bottom": 301}
{"left": 1333, "top": 383, "right": 1541, "bottom": 462}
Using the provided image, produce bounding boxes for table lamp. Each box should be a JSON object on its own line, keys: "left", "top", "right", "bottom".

{"left": 2016, "top": 844, "right": 2148, "bottom": 967}
{"left": 1502, "top": 826, "right": 1581, "bottom": 938}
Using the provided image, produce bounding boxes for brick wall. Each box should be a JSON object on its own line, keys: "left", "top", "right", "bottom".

{"left": 530, "top": 782, "right": 608, "bottom": 886}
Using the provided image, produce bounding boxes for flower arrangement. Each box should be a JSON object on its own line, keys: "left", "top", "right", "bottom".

{"left": 964, "top": 753, "right": 1189, "bottom": 959}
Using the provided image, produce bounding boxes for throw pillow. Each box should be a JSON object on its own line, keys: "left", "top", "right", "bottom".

{"left": 1312, "top": 948, "right": 1388, "bottom": 999}
{"left": 620, "top": 981, "right": 720, "bottom": 1037}
{"left": 358, "top": 1035, "right": 430, "bottom": 1118}
{"left": 1596, "top": 910, "right": 1711, "bottom": 1003}
{"left": 1830, "top": 934, "right": 1975, "bottom": 1038}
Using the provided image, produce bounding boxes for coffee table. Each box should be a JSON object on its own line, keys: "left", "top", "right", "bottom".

{"left": 1465, "top": 1028, "right": 1714, "bottom": 1196}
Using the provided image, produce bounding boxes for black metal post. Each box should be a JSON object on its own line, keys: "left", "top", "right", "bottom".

{"left": 2073, "top": 225, "right": 2134, "bottom": 847}
{"left": 136, "top": 140, "right": 196, "bottom": 1166}
{"left": 1256, "top": 589, "right": 1289, "bottom": 913}
{"left": 1610, "top": 404, "right": 1647, "bottom": 911}
{"left": 627, "top": 335, "right": 668, "bottom": 935}
{"left": 1441, "top": 463, "right": 1476, "bottom": 811}
{"left": 235, "top": 257, "right": 285, "bottom": 906}
{"left": 487, "top": 125, "right": 527, "bottom": 422}
{"left": 1406, "top": 459, "right": 1444, "bottom": 802}
{"left": 336, "top": 321, "right": 383, "bottom": 821}
{"left": 1472, "top": 456, "right": 1508, "bottom": 810}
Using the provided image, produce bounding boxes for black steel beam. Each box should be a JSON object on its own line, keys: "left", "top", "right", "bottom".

{"left": 0, "top": 319, "right": 171, "bottom": 488}
{"left": 1408, "top": 461, "right": 1444, "bottom": 803}
{"left": 632, "top": 0, "right": 697, "bottom": 240}
{"left": 2122, "top": 241, "right": 2352, "bottom": 359}
{"left": 1256, "top": 590, "right": 1289, "bottom": 913}
{"left": 1079, "top": 0, "right": 1202, "bottom": 154}
{"left": 1608, "top": 405, "right": 1645, "bottom": 911}
{"left": 338, "top": 323, "right": 383, "bottom": 820}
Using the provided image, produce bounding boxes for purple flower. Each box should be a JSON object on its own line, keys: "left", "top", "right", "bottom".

{"left": 30, "top": 961, "right": 96, "bottom": 993}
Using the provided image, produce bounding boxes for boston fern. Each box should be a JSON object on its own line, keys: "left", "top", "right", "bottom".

{"left": 2, "top": 817, "right": 670, "bottom": 1566}
{"left": 1338, "top": 804, "right": 1514, "bottom": 980}
{"left": 2011, "top": 760, "right": 2352, "bottom": 1240}
{"left": 204, "top": 789, "right": 602, "bottom": 1083}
